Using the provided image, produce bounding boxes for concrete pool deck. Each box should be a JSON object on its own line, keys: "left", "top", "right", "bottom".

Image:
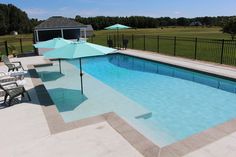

{"left": 1, "top": 50, "right": 236, "bottom": 157}
{"left": 0, "top": 56, "right": 143, "bottom": 157}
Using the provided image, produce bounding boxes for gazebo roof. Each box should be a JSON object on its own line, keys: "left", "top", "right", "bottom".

{"left": 85, "top": 25, "right": 94, "bottom": 31}
{"left": 35, "top": 16, "right": 86, "bottom": 30}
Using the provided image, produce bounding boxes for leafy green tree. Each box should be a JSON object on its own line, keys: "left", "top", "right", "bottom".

{"left": 0, "top": 3, "right": 32, "bottom": 35}
{"left": 8, "top": 45, "right": 19, "bottom": 57}
{"left": 0, "top": 13, "right": 7, "bottom": 35}
{"left": 222, "top": 19, "right": 236, "bottom": 40}
{"left": 177, "top": 17, "right": 190, "bottom": 26}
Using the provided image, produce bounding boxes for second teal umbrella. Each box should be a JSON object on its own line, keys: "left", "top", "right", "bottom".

{"left": 105, "top": 24, "right": 131, "bottom": 48}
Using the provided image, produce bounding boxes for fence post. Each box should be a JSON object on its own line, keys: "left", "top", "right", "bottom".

{"left": 157, "top": 35, "right": 159, "bottom": 53}
{"left": 114, "top": 34, "right": 116, "bottom": 48}
{"left": 4, "top": 41, "right": 9, "bottom": 56}
{"left": 194, "top": 38, "right": 198, "bottom": 59}
{"left": 91, "top": 36, "right": 93, "bottom": 43}
{"left": 220, "top": 39, "right": 225, "bottom": 64}
{"left": 20, "top": 38, "right": 23, "bottom": 54}
{"left": 174, "top": 36, "right": 176, "bottom": 56}
{"left": 132, "top": 34, "right": 134, "bottom": 49}
{"left": 143, "top": 35, "right": 146, "bottom": 51}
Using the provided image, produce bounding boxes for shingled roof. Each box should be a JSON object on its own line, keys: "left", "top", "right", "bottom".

{"left": 35, "top": 16, "right": 85, "bottom": 29}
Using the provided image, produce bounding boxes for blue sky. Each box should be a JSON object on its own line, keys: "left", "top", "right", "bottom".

{"left": 2, "top": 0, "right": 236, "bottom": 19}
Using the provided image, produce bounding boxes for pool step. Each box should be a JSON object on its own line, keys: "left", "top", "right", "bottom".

{"left": 135, "top": 112, "right": 152, "bottom": 119}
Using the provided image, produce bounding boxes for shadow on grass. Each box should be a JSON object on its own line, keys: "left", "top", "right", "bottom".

{"left": 37, "top": 71, "right": 65, "bottom": 82}
{"left": 48, "top": 88, "right": 87, "bottom": 112}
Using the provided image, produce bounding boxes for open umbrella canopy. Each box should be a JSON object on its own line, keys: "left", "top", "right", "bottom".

{"left": 105, "top": 24, "right": 131, "bottom": 30}
{"left": 43, "top": 41, "right": 116, "bottom": 59}
{"left": 34, "top": 38, "right": 72, "bottom": 49}
{"left": 105, "top": 24, "right": 131, "bottom": 49}
{"left": 43, "top": 41, "right": 117, "bottom": 95}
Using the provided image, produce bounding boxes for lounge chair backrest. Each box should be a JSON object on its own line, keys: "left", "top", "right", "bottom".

{"left": 1, "top": 55, "right": 15, "bottom": 71}
{"left": 0, "top": 84, "right": 5, "bottom": 91}
{"left": 2, "top": 55, "right": 11, "bottom": 64}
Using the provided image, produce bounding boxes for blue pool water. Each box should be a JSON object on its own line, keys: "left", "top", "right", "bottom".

{"left": 68, "top": 53, "right": 236, "bottom": 145}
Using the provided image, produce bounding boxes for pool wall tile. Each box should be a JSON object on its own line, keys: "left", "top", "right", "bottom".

{"left": 174, "top": 70, "right": 193, "bottom": 81}
{"left": 133, "top": 58, "right": 145, "bottom": 71}
{"left": 144, "top": 62, "right": 158, "bottom": 73}
{"left": 158, "top": 65, "right": 174, "bottom": 77}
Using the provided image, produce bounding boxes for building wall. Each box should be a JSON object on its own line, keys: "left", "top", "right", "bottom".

{"left": 35, "top": 28, "right": 81, "bottom": 42}
{"left": 80, "top": 30, "right": 93, "bottom": 37}
{"left": 63, "top": 29, "right": 80, "bottom": 40}
{"left": 37, "top": 30, "right": 62, "bottom": 41}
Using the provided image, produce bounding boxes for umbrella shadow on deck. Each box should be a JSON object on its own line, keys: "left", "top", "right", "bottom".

{"left": 48, "top": 88, "right": 87, "bottom": 112}
{"left": 37, "top": 71, "right": 65, "bottom": 82}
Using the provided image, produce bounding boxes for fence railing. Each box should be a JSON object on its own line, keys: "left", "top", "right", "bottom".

{"left": 88, "top": 34, "right": 236, "bottom": 66}
{"left": 1, "top": 35, "right": 236, "bottom": 66}
{"left": 0, "top": 38, "right": 36, "bottom": 56}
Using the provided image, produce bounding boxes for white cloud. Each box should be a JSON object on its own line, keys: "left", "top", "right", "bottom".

{"left": 174, "top": 11, "right": 181, "bottom": 15}
{"left": 24, "top": 8, "right": 49, "bottom": 16}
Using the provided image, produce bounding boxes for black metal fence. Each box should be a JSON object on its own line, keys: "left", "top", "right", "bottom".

{"left": 0, "top": 38, "right": 36, "bottom": 57}
{"left": 88, "top": 35, "right": 236, "bottom": 66}
{"left": 1, "top": 35, "right": 236, "bottom": 66}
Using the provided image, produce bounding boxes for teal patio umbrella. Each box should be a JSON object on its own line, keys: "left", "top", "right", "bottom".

{"left": 34, "top": 38, "right": 72, "bottom": 49}
{"left": 34, "top": 38, "right": 72, "bottom": 73}
{"left": 44, "top": 41, "right": 116, "bottom": 94}
{"left": 105, "top": 24, "right": 131, "bottom": 48}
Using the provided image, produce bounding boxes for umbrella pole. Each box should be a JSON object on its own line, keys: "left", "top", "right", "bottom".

{"left": 79, "top": 58, "right": 84, "bottom": 95}
{"left": 117, "top": 28, "right": 119, "bottom": 49}
{"left": 59, "top": 59, "right": 62, "bottom": 74}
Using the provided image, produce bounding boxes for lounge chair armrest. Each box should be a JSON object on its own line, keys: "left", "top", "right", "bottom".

{"left": 0, "top": 76, "right": 17, "bottom": 84}
{"left": 12, "top": 61, "right": 22, "bottom": 66}
{"left": 5, "top": 63, "right": 16, "bottom": 67}
{"left": 3, "top": 86, "right": 24, "bottom": 96}
{"left": 5, "top": 86, "right": 23, "bottom": 90}
{"left": 1, "top": 81, "right": 18, "bottom": 87}
{"left": 0, "top": 72, "right": 7, "bottom": 77}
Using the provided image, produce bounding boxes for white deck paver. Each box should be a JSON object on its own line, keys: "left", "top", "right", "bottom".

{"left": 0, "top": 103, "right": 50, "bottom": 156}
{"left": 184, "top": 132, "right": 236, "bottom": 157}
{"left": 11, "top": 122, "right": 143, "bottom": 157}
{"left": 11, "top": 56, "right": 47, "bottom": 70}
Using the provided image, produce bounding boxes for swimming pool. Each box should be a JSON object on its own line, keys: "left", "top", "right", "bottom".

{"left": 37, "top": 53, "right": 236, "bottom": 147}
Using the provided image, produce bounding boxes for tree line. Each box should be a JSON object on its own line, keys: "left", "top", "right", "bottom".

{"left": 75, "top": 15, "right": 234, "bottom": 30}
{"left": 0, "top": 3, "right": 41, "bottom": 35}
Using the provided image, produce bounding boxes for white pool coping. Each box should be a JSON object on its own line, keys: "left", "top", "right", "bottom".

{"left": 119, "top": 49, "right": 236, "bottom": 80}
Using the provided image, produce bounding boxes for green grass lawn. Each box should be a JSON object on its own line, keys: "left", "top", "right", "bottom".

{"left": 0, "top": 26, "right": 235, "bottom": 65}
{"left": 0, "top": 34, "right": 34, "bottom": 56}
{"left": 94, "top": 26, "right": 231, "bottom": 39}
{"left": 89, "top": 27, "right": 236, "bottom": 65}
